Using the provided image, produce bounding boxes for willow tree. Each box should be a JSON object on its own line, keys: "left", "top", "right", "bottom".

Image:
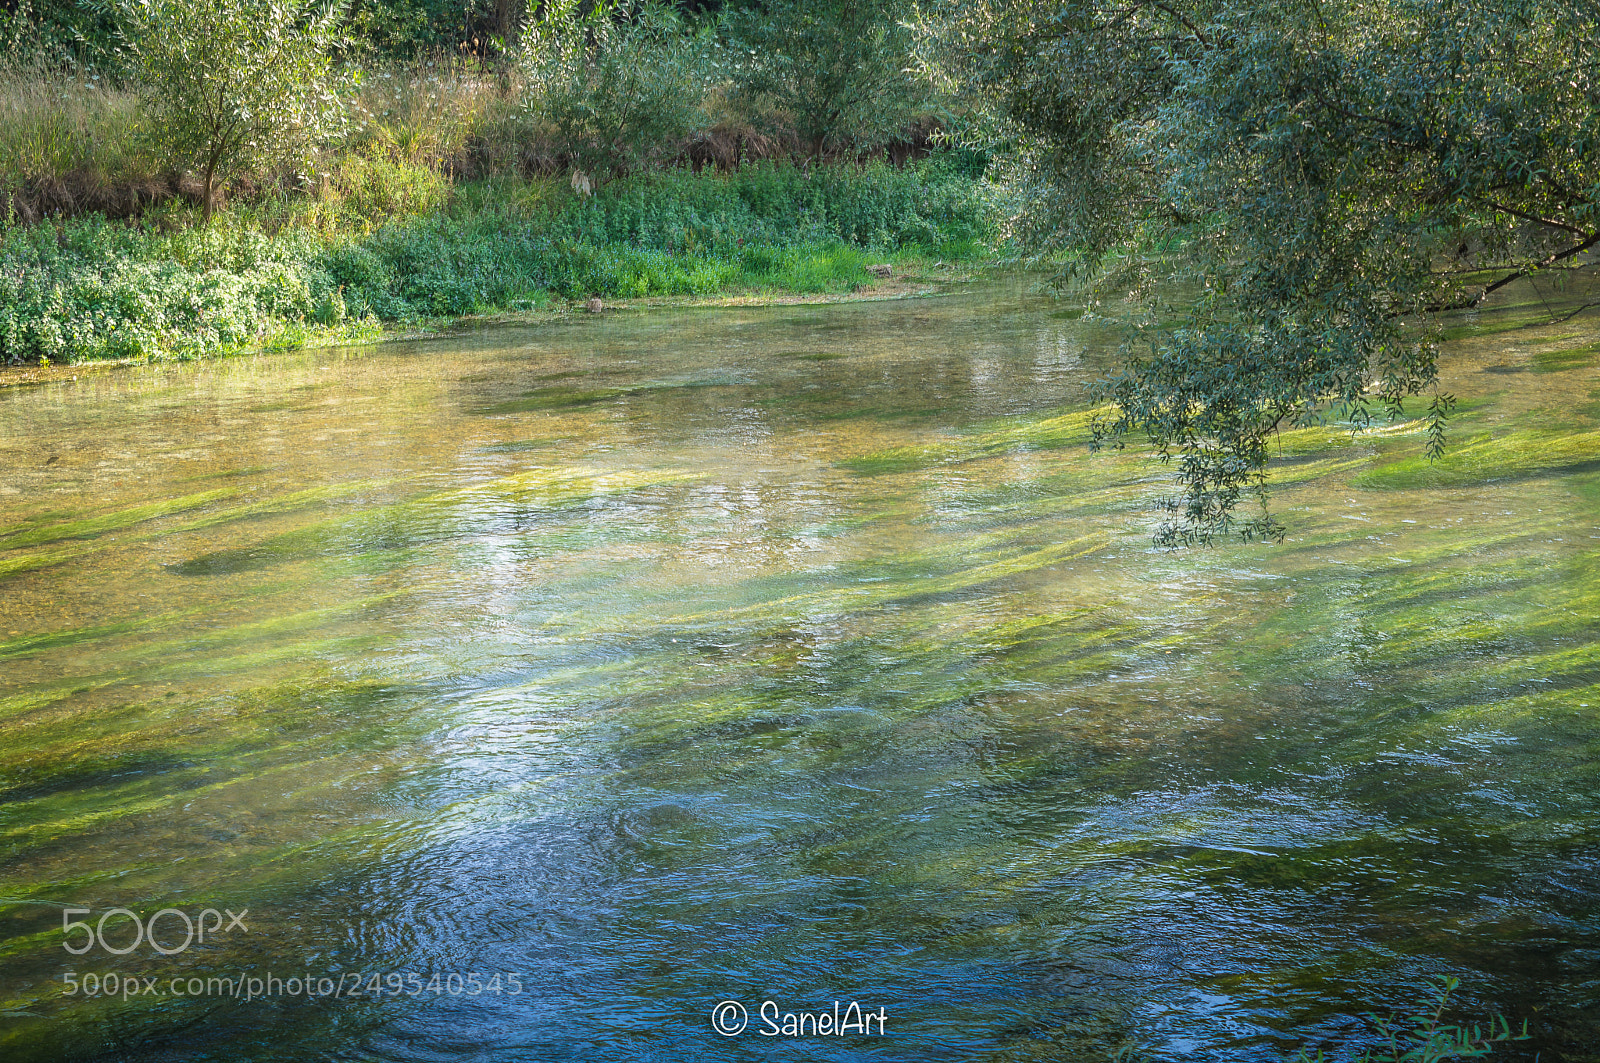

{"left": 928, "top": 0, "right": 1600, "bottom": 544}
{"left": 117, "top": 0, "right": 346, "bottom": 223}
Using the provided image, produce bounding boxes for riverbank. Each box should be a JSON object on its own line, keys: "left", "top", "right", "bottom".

{"left": 0, "top": 160, "right": 996, "bottom": 373}
{"left": 0, "top": 259, "right": 974, "bottom": 391}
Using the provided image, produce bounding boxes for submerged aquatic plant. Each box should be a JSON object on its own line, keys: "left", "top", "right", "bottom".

{"left": 1299, "top": 977, "right": 1529, "bottom": 1063}
{"left": 1109, "top": 978, "right": 1528, "bottom": 1062}
{"left": 2, "top": 283, "right": 1592, "bottom": 1060}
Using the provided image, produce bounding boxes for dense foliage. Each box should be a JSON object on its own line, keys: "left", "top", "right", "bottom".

{"left": 12, "top": 0, "right": 506, "bottom": 59}
{"left": 0, "top": 0, "right": 983, "bottom": 366}
{"left": 931, "top": 0, "right": 1600, "bottom": 544}
{"left": 3, "top": 0, "right": 954, "bottom": 217}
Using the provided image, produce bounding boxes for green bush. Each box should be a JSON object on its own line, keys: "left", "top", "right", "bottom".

{"left": 728, "top": 0, "right": 924, "bottom": 159}
{"left": 520, "top": 0, "right": 713, "bottom": 183}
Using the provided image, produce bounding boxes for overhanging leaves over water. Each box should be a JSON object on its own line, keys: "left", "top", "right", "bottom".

{"left": 0, "top": 282, "right": 1595, "bottom": 1060}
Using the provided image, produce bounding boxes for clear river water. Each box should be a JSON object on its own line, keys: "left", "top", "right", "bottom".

{"left": 1, "top": 277, "right": 1597, "bottom": 1061}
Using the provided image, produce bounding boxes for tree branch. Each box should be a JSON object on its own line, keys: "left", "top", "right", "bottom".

{"left": 1478, "top": 198, "right": 1587, "bottom": 236}
{"left": 1307, "top": 83, "right": 1408, "bottom": 132}
{"left": 1425, "top": 231, "right": 1600, "bottom": 311}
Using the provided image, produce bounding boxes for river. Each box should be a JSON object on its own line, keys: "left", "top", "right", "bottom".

{"left": 1, "top": 277, "right": 1596, "bottom": 1060}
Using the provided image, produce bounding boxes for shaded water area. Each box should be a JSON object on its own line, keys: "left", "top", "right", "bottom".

{"left": 1, "top": 277, "right": 1598, "bottom": 1061}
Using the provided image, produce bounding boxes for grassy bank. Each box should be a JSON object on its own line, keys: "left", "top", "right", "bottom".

{"left": 0, "top": 159, "right": 993, "bottom": 365}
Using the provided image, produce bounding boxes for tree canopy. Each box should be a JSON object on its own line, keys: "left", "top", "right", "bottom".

{"left": 930, "top": 0, "right": 1600, "bottom": 543}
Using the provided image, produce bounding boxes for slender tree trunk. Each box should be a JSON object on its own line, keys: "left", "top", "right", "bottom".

{"left": 495, "top": 0, "right": 522, "bottom": 49}
{"left": 202, "top": 156, "right": 216, "bottom": 225}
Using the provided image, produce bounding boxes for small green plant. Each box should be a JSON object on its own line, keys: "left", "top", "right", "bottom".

{"left": 114, "top": 0, "right": 347, "bottom": 223}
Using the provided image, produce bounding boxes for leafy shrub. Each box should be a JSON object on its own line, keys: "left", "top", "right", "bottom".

{"left": 520, "top": 0, "right": 713, "bottom": 183}
{"left": 323, "top": 243, "right": 408, "bottom": 318}
{"left": 727, "top": 0, "right": 923, "bottom": 159}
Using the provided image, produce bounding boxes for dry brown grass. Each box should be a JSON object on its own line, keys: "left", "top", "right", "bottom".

{"left": 0, "top": 56, "right": 167, "bottom": 222}
{"left": 346, "top": 58, "right": 523, "bottom": 173}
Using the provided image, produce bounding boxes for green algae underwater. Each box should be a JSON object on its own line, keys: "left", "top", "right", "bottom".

{"left": 0, "top": 276, "right": 1596, "bottom": 1062}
